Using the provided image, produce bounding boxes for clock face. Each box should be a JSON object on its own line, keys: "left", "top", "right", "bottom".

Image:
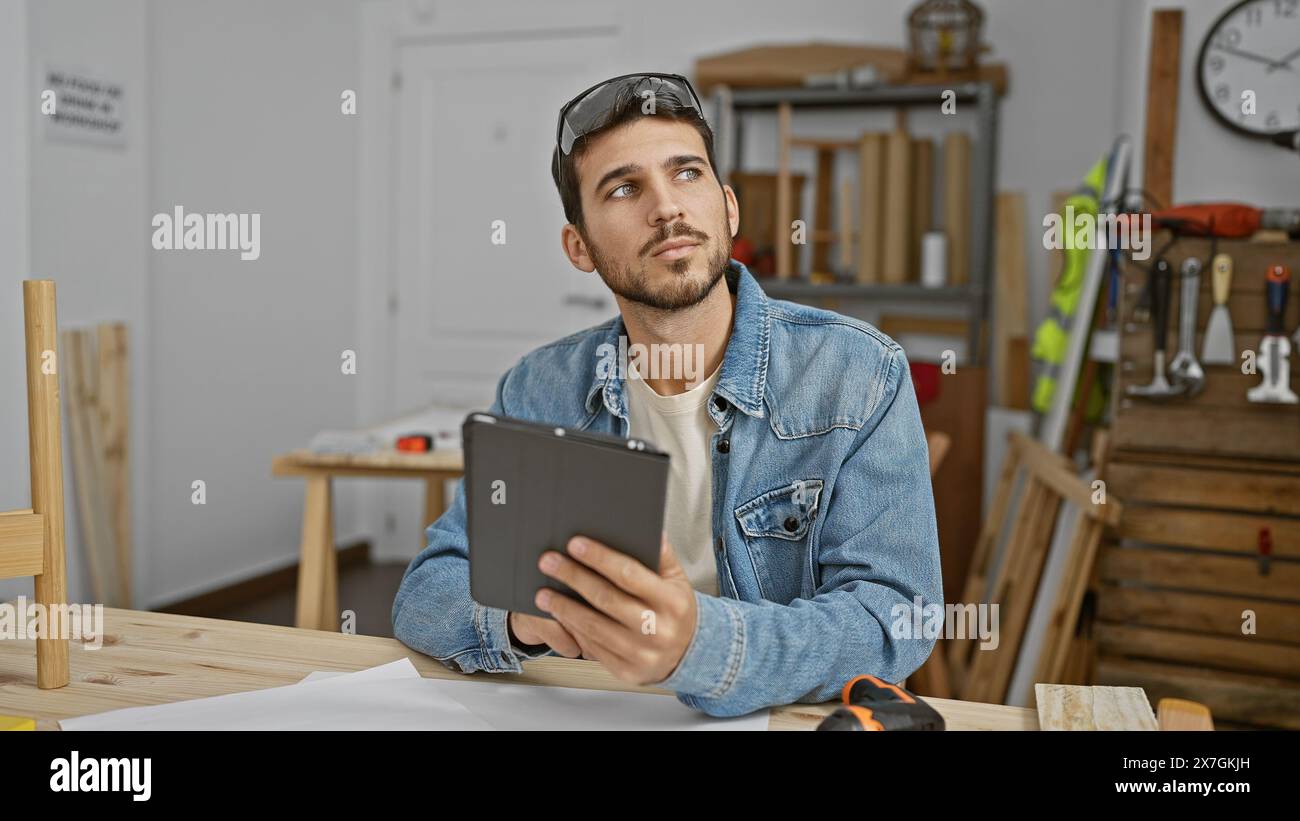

{"left": 1197, "top": 0, "right": 1300, "bottom": 137}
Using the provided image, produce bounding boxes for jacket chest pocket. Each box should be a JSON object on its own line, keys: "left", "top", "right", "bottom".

{"left": 734, "top": 479, "right": 823, "bottom": 603}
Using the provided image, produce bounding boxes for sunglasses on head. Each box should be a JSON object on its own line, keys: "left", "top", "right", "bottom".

{"left": 555, "top": 72, "right": 706, "bottom": 157}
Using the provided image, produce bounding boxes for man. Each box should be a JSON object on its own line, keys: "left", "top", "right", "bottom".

{"left": 392, "top": 73, "right": 942, "bottom": 717}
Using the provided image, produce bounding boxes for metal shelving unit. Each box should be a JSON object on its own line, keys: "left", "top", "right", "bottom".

{"left": 709, "top": 80, "right": 1001, "bottom": 365}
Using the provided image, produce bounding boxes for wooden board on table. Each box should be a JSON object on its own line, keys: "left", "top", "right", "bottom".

{"left": 1035, "top": 684, "right": 1157, "bottom": 730}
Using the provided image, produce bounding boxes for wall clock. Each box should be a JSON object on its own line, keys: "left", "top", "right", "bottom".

{"left": 1196, "top": 0, "right": 1300, "bottom": 138}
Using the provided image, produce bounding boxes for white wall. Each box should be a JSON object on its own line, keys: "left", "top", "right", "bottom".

{"left": 0, "top": 0, "right": 33, "bottom": 607}
{"left": 1116, "top": 0, "right": 1300, "bottom": 206}
{"left": 146, "top": 0, "right": 362, "bottom": 606}
{"left": 0, "top": 0, "right": 151, "bottom": 608}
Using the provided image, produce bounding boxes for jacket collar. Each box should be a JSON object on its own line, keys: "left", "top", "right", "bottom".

{"left": 583, "top": 259, "right": 770, "bottom": 420}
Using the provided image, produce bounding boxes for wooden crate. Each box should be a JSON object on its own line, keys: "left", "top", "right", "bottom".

{"left": 1100, "top": 235, "right": 1300, "bottom": 730}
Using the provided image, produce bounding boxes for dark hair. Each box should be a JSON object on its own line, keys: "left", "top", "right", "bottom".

{"left": 550, "top": 86, "right": 719, "bottom": 230}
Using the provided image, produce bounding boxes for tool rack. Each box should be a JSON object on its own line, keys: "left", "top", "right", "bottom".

{"left": 1096, "top": 233, "right": 1300, "bottom": 729}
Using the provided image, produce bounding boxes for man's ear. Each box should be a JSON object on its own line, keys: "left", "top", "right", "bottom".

{"left": 723, "top": 184, "right": 740, "bottom": 238}
{"left": 560, "top": 223, "right": 596, "bottom": 272}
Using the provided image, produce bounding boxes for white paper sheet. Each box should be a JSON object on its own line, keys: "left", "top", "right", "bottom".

{"left": 61, "top": 661, "right": 770, "bottom": 731}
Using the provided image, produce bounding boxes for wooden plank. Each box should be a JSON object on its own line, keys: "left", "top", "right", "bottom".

{"left": 1035, "top": 684, "right": 1157, "bottom": 730}
{"left": 1142, "top": 9, "right": 1183, "bottom": 208}
{"left": 837, "top": 179, "right": 853, "bottom": 272}
{"left": 1110, "top": 449, "right": 1300, "bottom": 477}
{"left": 856, "top": 132, "right": 885, "bottom": 284}
{"left": 1100, "top": 546, "right": 1300, "bottom": 600}
{"left": 96, "top": 323, "right": 131, "bottom": 607}
{"left": 910, "top": 137, "right": 934, "bottom": 284}
{"left": 881, "top": 129, "right": 912, "bottom": 283}
{"left": 993, "top": 192, "right": 1029, "bottom": 407}
{"left": 1010, "top": 431, "right": 1121, "bottom": 526}
{"left": 1098, "top": 622, "right": 1300, "bottom": 679}
{"left": 0, "top": 511, "right": 46, "bottom": 577}
{"left": 1096, "top": 656, "right": 1300, "bottom": 730}
{"left": 775, "top": 102, "right": 793, "bottom": 279}
{"left": 1157, "top": 698, "right": 1214, "bottom": 730}
{"left": 942, "top": 132, "right": 971, "bottom": 285}
{"left": 60, "top": 329, "right": 118, "bottom": 607}
{"left": 811, "top": 147, "right": 834, "bottom": 272}
{"left": 878, "top": 315, "right": 968, "bottom": 339}
{"left": 1096, "top": 585, "right": 1300, "bottom": 645}
{"left": 23, "top": 280, "right": 69, "bottom": 690}
{"left": 1110, "top": 403, "right": 1300, "bottom": 461}
{"left": 1119, "top": 506, "right": 1300, "bottom": 557}
{"left": 1033, "top": 516, "right": 1105, "bottom": 686}
{"left": 1107, "top": 461, "right": 1300, "bottom": 514}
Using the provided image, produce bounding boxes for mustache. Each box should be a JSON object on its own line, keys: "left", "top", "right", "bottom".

{"left": 640, "top": 223, "right": 709, "bottom": 257}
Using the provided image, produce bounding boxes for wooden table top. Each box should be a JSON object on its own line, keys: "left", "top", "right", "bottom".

{"left": 272, "top": 448, "right": 464, "bottom": 477}
{"left": 0, "top": 607, "right": 1038, "bottom": 730}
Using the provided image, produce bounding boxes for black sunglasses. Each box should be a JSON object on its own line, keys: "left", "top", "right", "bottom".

{"left": 555, "top": 72, "right": 705, "bottom": 157}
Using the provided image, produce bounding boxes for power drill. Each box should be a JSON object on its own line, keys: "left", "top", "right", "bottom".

{"left": 815, "top": 674, "right": 946, "bottom": 731}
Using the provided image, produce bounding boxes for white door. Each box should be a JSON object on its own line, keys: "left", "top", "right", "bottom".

{"left": 391, "top": 27, "right": 621, "bottom": 416}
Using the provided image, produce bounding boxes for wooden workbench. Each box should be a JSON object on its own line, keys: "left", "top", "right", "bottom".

{"left": 271, "top": 448, "right": 464, "bottom": 632}
{"left": 0, "top": 607, "right": 1038, "bottom": 731}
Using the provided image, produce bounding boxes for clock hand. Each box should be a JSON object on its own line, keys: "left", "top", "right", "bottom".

{"left": 1265, "top": 45, "right": 1300, "bottom": 72}
{"left": 1215, "top": 44, "right": 1295, "bottom": 70}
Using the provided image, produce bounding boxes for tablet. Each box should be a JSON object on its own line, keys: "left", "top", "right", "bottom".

{"left": 463, "top": 412, "right": 670, "bottom": 618}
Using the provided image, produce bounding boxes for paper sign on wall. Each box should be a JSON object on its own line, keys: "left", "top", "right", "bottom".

{"left": 42, "top": 65, "right": 126, "bottom": 147}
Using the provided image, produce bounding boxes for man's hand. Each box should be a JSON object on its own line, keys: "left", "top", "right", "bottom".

{"left": 507, "top": 611, "right": 583, "bottom": 658}
{"left": 535, "top": 533, "right": 697, "bottom": 686}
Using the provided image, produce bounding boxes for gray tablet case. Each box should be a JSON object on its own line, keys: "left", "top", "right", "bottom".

{"left": 463, "top": 412, "right": 669, "bottom": 618}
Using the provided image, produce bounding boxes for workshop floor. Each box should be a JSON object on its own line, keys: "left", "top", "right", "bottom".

{"left": 208, "top": 560, "right": 409, "bottom": 638}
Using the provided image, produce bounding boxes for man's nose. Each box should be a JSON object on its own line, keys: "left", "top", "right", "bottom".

{"left": 645, "top": 179, "right": 685, "bottom": 226}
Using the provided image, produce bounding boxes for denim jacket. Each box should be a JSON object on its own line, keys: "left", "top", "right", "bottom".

{"left": 392, "top": 260, "right": 942, "bottom": 717}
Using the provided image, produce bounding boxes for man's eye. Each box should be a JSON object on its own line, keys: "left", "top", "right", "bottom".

{"left": 609, "top": 183, "right": 635, "bottom": 199}
{"left": 677, "top": 167, "right": 702, "bottom": 181}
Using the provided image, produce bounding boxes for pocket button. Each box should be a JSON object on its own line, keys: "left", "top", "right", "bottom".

{"left": 783, "top": 516, "right": 799, "bottom": 533}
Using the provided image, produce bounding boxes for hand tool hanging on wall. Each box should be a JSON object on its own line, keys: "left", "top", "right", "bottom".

{"left": 1247, "top": 265, "right": 1298, "bottom": 405}
{"left": 1201, "top": 253, "right": 1236, "bottom": 365}
{"left": 1127, "top": 258, "right": 1185, "bottom": 400}
{"left": 1168, "top": 257, "right": 1206, "bottom": 397}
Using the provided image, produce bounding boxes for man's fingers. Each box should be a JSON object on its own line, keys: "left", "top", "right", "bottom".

{"left": 656, "top": 532, "right": 689, "bottom": 583}
{"left": 539, "top": 549, "right": 643, "bottom": 628}
{"left": 538, "top": 620, "right": 582, "bottom": 658}
{"left": 538, "top": 589, "right": 634, "bottom": 659}
{"left": 565, "top": 536, "right": 669, "bottom": 602}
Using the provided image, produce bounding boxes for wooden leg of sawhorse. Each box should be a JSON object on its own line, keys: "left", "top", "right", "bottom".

{"left": 421, "top": 475, "right": 448, "bottom": 548}
{"left": 295, "top": 476, "right": 339, "bottom": 632}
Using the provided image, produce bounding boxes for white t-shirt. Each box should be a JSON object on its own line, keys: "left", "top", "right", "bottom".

{"left": 625, "top": 360, "right": 723, "bottom": 596}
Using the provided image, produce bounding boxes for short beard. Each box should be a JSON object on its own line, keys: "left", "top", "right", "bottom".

{"left": 583, "top": 216, "right": 733, "bottom": 312}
